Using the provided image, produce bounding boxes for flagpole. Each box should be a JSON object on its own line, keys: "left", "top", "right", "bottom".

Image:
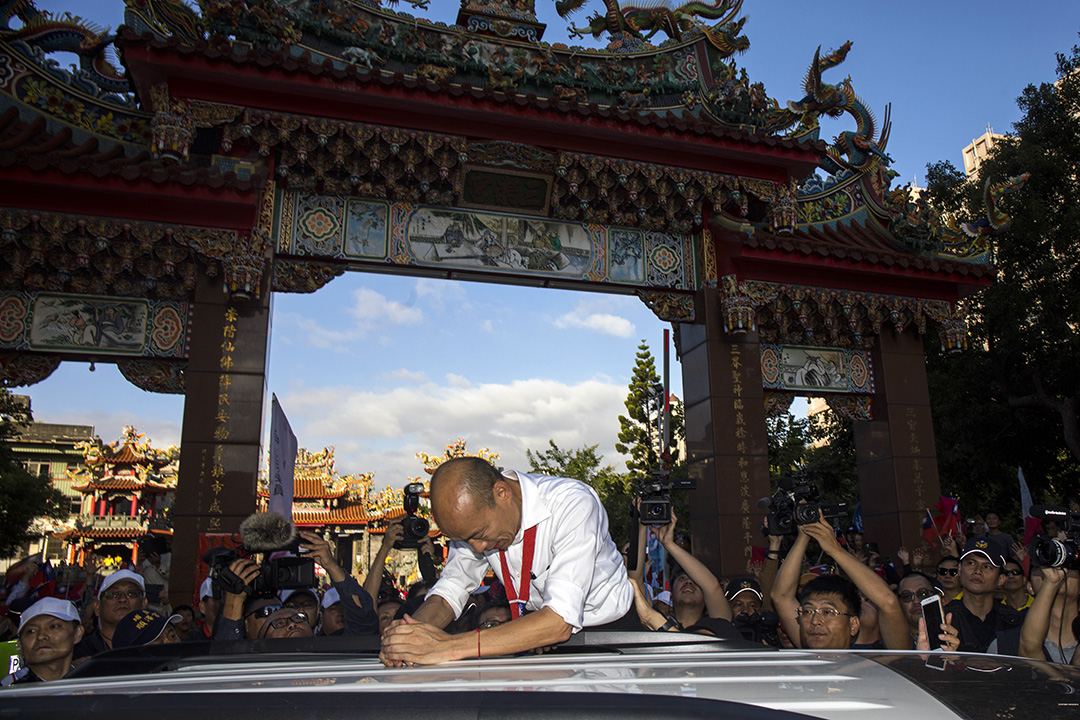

{"left": 926, "top": 508, "right": 945, "bottom": 545}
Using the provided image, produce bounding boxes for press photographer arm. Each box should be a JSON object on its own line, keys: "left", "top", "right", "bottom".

{"left": 214, "top": 557, "right": 260, "bottom": 642}
{"left": 800, "top": 514, "right": 908, "bottom": 650}
{"left": 300, "top": 531, "right": 378, "bottom": 635}
{"left": 1019, "top": 566, "right": 1066, "bottom": 660}
{"left": 656, "top": 510, "right": 731, "bottom": 621}
{"left": 363, "top": 522, "right": 404, "bottom": 601}
{"left": 771, "top": 530, "right": 810, "bottom": 646}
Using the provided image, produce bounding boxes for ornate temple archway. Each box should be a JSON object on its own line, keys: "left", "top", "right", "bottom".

{"left": 1, "top": 0, "right": 1003, "bottom": 599}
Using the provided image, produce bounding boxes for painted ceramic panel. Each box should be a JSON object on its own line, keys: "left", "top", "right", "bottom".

{"left": 344, "top": 199, "right": 390, "bottom": 259}
{"left": 29, "top": 295, "right": 148, "bottom": 354}
{"left": 609, "top": 229, "right": 645, "bottom": 283}
{"left": 274, "top": 190, "right": 696, "bottom": 290}
{"left": 760, "top": 344, "right": 875, "bottom": 394}
{"left": 405, "top": 207, "right": 594, "bottom": 276}
{"left": 0, "top": 292, "right": 190, "bottom": 358}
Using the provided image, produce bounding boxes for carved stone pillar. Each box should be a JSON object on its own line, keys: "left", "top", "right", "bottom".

{"left": 679, "top": 290, "right": 772, "bottom": 578}
{"left": 854, "top": 330, "right": 942, "bottom": 556}
{"left": 169, "top": 263, "right": 272, "bottom": 606}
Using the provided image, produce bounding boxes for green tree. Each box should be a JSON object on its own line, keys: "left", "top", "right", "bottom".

{"left": 0, "top": 390, "right": 67, "bottom": 558}
{"left": 923, "top": 41, "right": 1080, "bottom": 524}
{"left": 767, "top": 412, "right": 809, "bottom": 481}
{"left": 526, "top": 440, "right": 636, "bottom": 546}
{"left": 614, "top": 340, "right": 689, "bottom": 538}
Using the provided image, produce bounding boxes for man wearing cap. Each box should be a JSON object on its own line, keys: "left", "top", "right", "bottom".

{"left": 726, "top": 578, "right": 763, "bottom": 618}
{"left": 194, "top": 577, "right": 220, "bottom": 640}
{"left": 112, "top": 609, "right": 183, "bottom": 648}
{"left": 945, "top": 537, "right": 1022, "bottom": 654}
{"left": 74, "top": 569, "right": 147, "bottom": 660}
{"left": 2, "top": 598, "right": 83, "bottom": 685}
{"left": 319, "top": 589, "right": 346, "bottom": 636}
{"left": 381, "top": 457, "right": 634, "bottom": 666}
{"left": 281, "top": 588, "right": 320, "bottom": 630}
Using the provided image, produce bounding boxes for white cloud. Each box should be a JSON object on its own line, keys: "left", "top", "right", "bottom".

{"left": 387, "top": 369, "right": 429, "bottom": 384}
{"left": 279, "top": 375, "right": 629, "bottom": 486}
{"left": 553, "top": 301, "right": 635, "bottom": 338}
{"left": 279, "top": 286, "right": 424, "bottom": 351}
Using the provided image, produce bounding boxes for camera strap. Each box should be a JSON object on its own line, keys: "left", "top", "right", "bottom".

{"left": 498, "top": 525, "right": 538, "bottom": 620}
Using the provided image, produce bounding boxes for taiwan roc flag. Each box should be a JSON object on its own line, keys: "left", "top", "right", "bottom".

{"left": 922, "top": 511, "right": 940, "bottom": 546}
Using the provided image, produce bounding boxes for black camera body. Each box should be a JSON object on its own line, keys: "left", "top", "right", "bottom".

{"left": 763, "top": 473, "right": 848, "bottom": 536}
{"left": 205, "top": 544, "right": 316, "bottom": 599}
{"left": 395, "top": 482, "right": 431, "bottom": 550}
{"left": 733, "top": 610, "right": 781, "bottom": 647}
{"left": 1030, "top": 505, "right": 1080, "bottom": 569}
{"left": 638, "top": 471, "right": 673, "bottom": 526}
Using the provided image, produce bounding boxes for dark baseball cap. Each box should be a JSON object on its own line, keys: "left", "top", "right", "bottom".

{"left": 112, "top": 609, "right": 181, "bottom": 648}
{"left": 961, "top": 537, "right": 1004, "bottom": 568}
{"left": 725, "top": 577, "right": 763, "bottom": 602}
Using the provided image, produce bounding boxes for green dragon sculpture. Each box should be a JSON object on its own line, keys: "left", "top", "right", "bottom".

{"left": 1, "top": 0, "right": 130, "bottom": 94}
{"left": 887, "top": 172, "right": 1031, "bottom": 260}
{"left": 765, "top": 41, "right": 892, "bottom": 175}
{"left": 556, "top": 0, "right": 746, "bottom": 48}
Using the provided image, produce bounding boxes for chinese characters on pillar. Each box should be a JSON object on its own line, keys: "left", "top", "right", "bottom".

{"left": 906, "top": 407, "right": 926, "bottom": 511}
{"left": 205, "top": 306, "right": 239, "bottom": 531}
{"left": 730, "top": 344, "right": 755, "bottom": 574}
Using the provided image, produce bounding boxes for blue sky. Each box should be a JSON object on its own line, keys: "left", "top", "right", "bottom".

{"left": 17, "top": 1, "right": 1080, "bottom": 486}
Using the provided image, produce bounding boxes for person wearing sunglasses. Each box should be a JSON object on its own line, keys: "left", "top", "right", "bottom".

{"left": 74, "top": 570, "right": 147, "bottom": 661}
{"left": 1000, "top": 558, "right": 1033, "bottom": 614}
{"left": 934, "top": 557, "right": 962, "bottom": 602}
{"left": 895, "top": 572, "right": 941, "bottom": 647}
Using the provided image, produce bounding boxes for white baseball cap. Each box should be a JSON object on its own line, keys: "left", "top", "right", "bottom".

{"left": 321, "top": 588, "right": 341, "bottom": 609}
{"left": 654, "top": 590, "right": 672, "bottom": 605}
{"left": 99, "top": 569, "right": 145, "bottom": 595}
{"left": 199, "top": 577, "right": 213, "bottom": 600}
{"left": 18, "top": 597, "right": 80, "bottom": 632}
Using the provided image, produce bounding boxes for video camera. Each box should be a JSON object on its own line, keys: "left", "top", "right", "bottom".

{"left": 759, "top": 472, "right": 848, "bottom": 536}
{"left": 203, "top": 512, "right": 316, "bottom": 598}
{"left": 1030, "top": 505, "right": 1080, "bottom": 569}
{"left": 394, "top": 482, "right": 431, "bottom": 550}
{"left": 637, "top": 471, "right": 673, "bottom": 527}
{"left": 733, "top": 611, "right": 781, "bottom": 647}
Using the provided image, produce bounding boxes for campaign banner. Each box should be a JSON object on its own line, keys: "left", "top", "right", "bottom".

{"left": 268, "top": 394, "right": 297, "bottom": 521}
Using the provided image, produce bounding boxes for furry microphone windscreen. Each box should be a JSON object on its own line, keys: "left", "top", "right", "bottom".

{"left": 239, "top": 512, "right": 296, "bottom": 551}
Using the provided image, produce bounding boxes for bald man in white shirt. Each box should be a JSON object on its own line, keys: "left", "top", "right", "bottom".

{"left": 380, "top": 457, "right": 633, "bottom": 666}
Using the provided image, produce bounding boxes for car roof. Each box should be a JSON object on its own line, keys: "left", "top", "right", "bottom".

{"left": 5, "top": 631, "right": 1079, "bottom": 720}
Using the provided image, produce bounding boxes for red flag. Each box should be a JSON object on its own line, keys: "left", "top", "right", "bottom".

{"left": 934, "top": 496, "right": 960, "bottom": 537}
{"left": 922, "top": 510, "right": 940, "bottom": 546}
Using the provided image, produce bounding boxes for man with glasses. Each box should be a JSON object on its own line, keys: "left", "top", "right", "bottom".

{"left": 934, "top": 557, "right": 962, "bottom": 602}
{"left": 74, "top": 569, "right": 147, "bottom": 660}
{"left": 945, "top": 538, "right": 1022, "bottom": 654}
{"left": 1000, "top": 558, "right": 1033, "bottom": 613}
{"left": 895, "top": 572, "right": 941, "bottom": 647}
{"left": 260, "top": 608, "right": 314, "bottom": 640}
{"left": 772, "top": 512, "right": 908, "bottom": 650}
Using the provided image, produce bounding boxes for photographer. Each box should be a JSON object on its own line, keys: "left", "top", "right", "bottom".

{"left": 363, "top": 522, "right": 404, "bottom": 603}
{"left": 629, "top": 507, "right": 731, "bottom": 630}
{"left": 214, "top": 532, "right": 377, "bottom": 641}
{"left": 771, "top": 511, "right": 908, "bottom": 650}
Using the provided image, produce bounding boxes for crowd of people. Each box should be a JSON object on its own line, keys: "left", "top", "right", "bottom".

{"left": 3, "top": 458, "right": 1079, "bottom": 686}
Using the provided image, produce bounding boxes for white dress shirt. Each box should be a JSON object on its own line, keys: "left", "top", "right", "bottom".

{"left": 428, "top": 470, "right": 632, "bottom": 631}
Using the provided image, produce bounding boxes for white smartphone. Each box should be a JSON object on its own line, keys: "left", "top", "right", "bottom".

{"left": 921, "top": 594, "right": 945, "bottom": 650}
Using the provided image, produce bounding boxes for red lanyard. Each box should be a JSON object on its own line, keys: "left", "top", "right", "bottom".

{"left": 498, "top": 526, "right": 537, "bottom": 620}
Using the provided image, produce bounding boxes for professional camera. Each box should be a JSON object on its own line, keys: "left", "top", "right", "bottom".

{"left": 1030, "top": 505, "right": 1080, "bottom": 569}
{"left": 637, "top": 471, "right": 673, "bottom": 526}
{"left": 733, "top": 611, "right": 781, "bottom": 647}
{"left": 759, "top": 472, "right": 848, "bottom": 536}
{"left": 394, "top": 482, "right": 431, "bottom": 550}
{"left": 203, "top": 512, "right": 317, "bottom": 598}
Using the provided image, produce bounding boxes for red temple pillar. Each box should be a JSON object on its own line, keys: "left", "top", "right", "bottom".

{"left": 679, "top": 290, "right": 772, "bottom": 578}
{"left": 170, "top": 263, "right": 272, "bottom": 607}
{"left": 130, "top": 495, "right": 138, "bottom": 517}
{"left": 854, "top": 330, "right": 943, "bottom": 559}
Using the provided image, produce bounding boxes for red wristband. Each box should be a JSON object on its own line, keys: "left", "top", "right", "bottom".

{"left": 475, "top": 627, "right": 481, "bottom": 659}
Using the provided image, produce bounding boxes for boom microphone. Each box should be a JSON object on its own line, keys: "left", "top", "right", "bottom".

{"left": 239, "top": 511, "right": 296, "bottom": 551}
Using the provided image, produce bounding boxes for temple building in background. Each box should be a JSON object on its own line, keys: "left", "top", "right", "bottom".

{"left": 55, "top": 427, "right": 177, "bottom": 566}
